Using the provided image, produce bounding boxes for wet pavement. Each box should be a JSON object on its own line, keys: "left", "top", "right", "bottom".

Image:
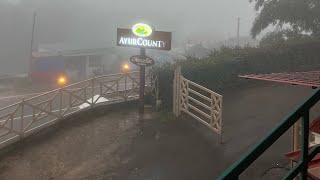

{"left": 0, "top": 82, "right": 318, "bottom": 180}
{"left": 0, "top": 105, "right": 143, "bottom": 180}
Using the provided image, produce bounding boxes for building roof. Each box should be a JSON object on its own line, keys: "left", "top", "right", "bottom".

{"left": 285, "top": 146, "right": 320, "bottom": 167}
{"left": 285, "top": 116, "right": 320, "bottom": 179}
{"left": 33, "top": 48, "right": 115, "bottom": 58}
{"left": 310, "top": 116, "right": 320, "bottom": 134}
{"left": 239, "top": 71, "right": 320, "bottom": 87}
{"left": 285, "top": 146, "right": 320, "bottom": 179}
{"left": 33, "top": 43, "right": 115, "bottom": 57}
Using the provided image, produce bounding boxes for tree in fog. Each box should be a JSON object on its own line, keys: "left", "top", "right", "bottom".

{"left": 250, "top": 0, "right": 320, "bottom": 39}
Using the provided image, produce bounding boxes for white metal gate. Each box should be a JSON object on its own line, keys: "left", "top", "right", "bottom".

{"left": 173, "top": 66, "right": 223, "bottom": 137}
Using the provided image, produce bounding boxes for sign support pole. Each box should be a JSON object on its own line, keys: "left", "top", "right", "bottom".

{"left": 139, "top": 48, "right": 146, "bottom": 114}
{"left": 117, "top": 24, "right": 172, "bottom": 114}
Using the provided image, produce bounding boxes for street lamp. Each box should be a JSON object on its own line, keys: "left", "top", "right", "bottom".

{"left": 57, "top": 76, "right": 67, "bottom": 86}
{"left": 122, "top": 63, "right": 130, "bottom": 72}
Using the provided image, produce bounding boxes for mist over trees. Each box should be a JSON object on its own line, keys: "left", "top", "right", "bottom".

{"left": 250, "top": 0, "right": 320, "bottom": 46}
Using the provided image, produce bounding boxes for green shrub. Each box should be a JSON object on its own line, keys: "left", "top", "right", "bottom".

{"left": 153, "top": 40, "right": 320, "bottom": 111}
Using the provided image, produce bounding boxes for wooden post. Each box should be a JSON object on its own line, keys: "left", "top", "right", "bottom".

{"left": 176, "top": 65, "right": 181, "bottom": 116}
{"left": 124, "top": 73, "right": 127, "bottom": 101}
{"left": 20, "top": 99, "right": 25, "bottom": 138}
{"left": 291, "top": 120, "right": 301, "bottom": 180}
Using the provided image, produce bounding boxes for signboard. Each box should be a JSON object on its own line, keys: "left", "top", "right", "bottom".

{"left": 117, "top": 26, "right": 171, "bottom": 51}
{"left": 117, "top": 23, "right": 172, "bottom": 114}
{"left": 130, "top": 55, "right": 156, "bottom": 67}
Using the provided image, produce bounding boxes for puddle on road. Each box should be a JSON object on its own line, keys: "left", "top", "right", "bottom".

{"left": 117, "top": 108, "right": 155, "bottom": 132}
{"left": 118, "top": 117, "right": 139, "bottom": 132}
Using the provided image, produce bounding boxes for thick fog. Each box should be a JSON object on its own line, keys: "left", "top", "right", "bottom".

{"left": 0, "top": 0, "right": 255, "bottom": 75}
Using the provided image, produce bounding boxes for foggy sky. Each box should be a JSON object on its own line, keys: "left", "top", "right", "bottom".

{"left": 0, "top": 0, "right": 255, "bottom": 74}
{"left": 55, "top": 0, "right": 256, "bottom": 46}
{"left": 3, "top": 0, "right": 255, "bottom": 45}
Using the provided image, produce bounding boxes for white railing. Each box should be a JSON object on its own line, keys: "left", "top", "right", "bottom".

{"left": 0, "top": 71, "right": 150, "bottom": 149}
{"left": 173, "top": 66, "right": 223, "bottom": 139}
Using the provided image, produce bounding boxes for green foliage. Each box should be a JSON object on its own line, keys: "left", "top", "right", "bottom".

{"left": 259, "top": 30, "right": 287, "bottom": 47}
{"left": 154, "top": 40, "right": 320, "bottom": 110}
{"left": 152, "top": 62, "right": 176, "bottom": 110}
{"left": 250, "top": 0, "right": 320, "bottom": 38}
{"left": 185, "top": 44, "right": 210, "bottom": 58}
{"left": 259, "top": 29, "right": 315, "bottom": 47}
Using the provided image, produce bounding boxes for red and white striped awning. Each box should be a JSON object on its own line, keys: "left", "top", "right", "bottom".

{"left": 239, "top": 71, "right": 320, "bottom": 87}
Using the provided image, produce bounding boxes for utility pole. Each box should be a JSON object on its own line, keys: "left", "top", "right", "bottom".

{"left": 237, "top": 17, "right": 240, "bottom": 47}
{"left": 29, "top": 12, "right": 37, "bottom": 79}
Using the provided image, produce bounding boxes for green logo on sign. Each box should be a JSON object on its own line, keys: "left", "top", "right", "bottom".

{"left": 132, "top": 23, "right": 153, "bottom": 37}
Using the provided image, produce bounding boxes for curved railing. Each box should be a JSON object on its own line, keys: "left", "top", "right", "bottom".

{"left": 0, "top": 71, "right": 151, "bottom": 149}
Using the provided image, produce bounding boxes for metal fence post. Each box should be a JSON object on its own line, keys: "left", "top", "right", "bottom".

{"left": 300, "top": 110, "right": 309, "bottom": 180}
{"left": 177, "top": 66, "right": 181, "bottom": 116}
{"left": 124, "top": 73, "right": 127, "bottom": 101}
{"left": 20, "top": 99, "right": 24, "bottom": 138}
{"left": 91, "top": 78, "right": 95, "bottom": 107}
{"left": 100, "top": 82, "right": 102, "bottom": 96}
{"left": 59, "top": 88, "right": 63, "bottom": 119}
{"left": 117, "top": 81, "right": 119, "bottom": 93}
{"left": 186, "top": 81, "right": 189, "bottom": 111}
